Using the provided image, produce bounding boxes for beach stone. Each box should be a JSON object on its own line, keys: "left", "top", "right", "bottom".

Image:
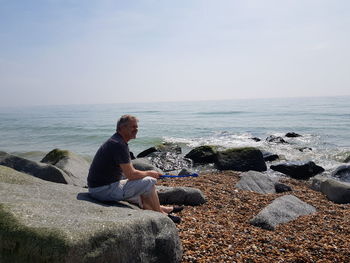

{"left": 320, "top": 178, "right": 350, "bottom": 204}
{"left": 262, "top": 151, "right": 279, "bottom": 162}
{"left": 285, "top": 132, "right": 302, "bottom": 138}
{"left": 265, "top": 135, "right": 288, "bottom": 144}
{"left": 270, "top": 161, "right": 324, "bottom": 180}
{"left": 185, "top": 145, "right": 218, "bottom": 164}
{"left": 215, "top": 147, "right": 267, "bottom": 172}
{"left": 235, "top": 171, "right": 278, "bottom": 194}
{"left": 157, "top": 186, "right": 206, "bottom": 206}
{"left": 331, "top": 165, "right": 350, "bottom": 183}
{"left": 0, "top": 151, "right": 73, "bottom": 185}
{"left": 0, "top": 165, "right": 182, "bottom": 263}
{"left": 41, "top": 148, "right": 89, "bottom": 187}
{"left": 132, "top": 158, "right": 163, "bottom": 173}
{"left": 249, "top": 195, "right": 316, "bottom": 230}
{"left": 274, "top": 183, "right": 292, "bottom": 193}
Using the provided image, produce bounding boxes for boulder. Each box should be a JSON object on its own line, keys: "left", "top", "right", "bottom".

{"left": 136, "top": 147, "right": 158, "bottom": 158}
{"left": 265, "top": 135, "right": 288, "bottom": 144}
{"left": 262, "top": 151, "right": 279, "bottom": 162}
{"left": 320, "top": 178, "right": 350, "bottom": 204}
{"left": 0, "top": 151, "right": 72, "bottom": 185}
{"left": 309, "top": 175, "right": 329, "bottom": 192}
{"left": 285, "top": 132, "right": 302, "bottom": 138}
{"left": 331, "top": 165, "right": 350, "bottom": 183}
{"left": 235, "top": 171, "right": 278, "bottom": 194}
{"left": 41, "top": 149, "right": 89, "bottom": 187}
{"left": 132, "top": 158, "right": 163, "bottom": 173}
{"left": 270, "top": 161, "right": 324, "bottom": 180}
{"left": 249, "top": 195, "right": 316, "bottom": 230}
{"left": 215, "top": 147, "right": 267, "bottom": 172}
{"left": 185, "top": 145, "right": 218, "bottom": 164}
{"left": 157, "top": 186, "right": 206, "bottom": 206}
{"left": 0, "top": 165, "right": 182, "bottom": 262}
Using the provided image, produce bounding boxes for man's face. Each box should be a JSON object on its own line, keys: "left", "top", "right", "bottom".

{"left": 125, "top": 119, "right": 138, "bottom": 140}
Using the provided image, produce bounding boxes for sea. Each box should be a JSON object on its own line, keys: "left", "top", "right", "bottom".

{"left": 0, "top": 96, "right": 349, "bottom": 177}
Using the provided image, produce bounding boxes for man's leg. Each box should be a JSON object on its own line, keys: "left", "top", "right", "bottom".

{"left": 141, "top": 185, "right": 165, "bottom": 213}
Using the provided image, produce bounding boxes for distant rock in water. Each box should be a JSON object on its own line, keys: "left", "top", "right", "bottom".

{"left": 285, "top": 132, "right": 302, "bottom": 138}
{"left": 250, "top": 137, "right": 261, "bottom": 142}
{"left": 344, "top": 155, "right": 350, "bottom": 163}
{"left": 298, "top": 147, "right": 312, "bottom": 152}
{"left": 270, "top": 161, "right": 324, "bottom": 180}
{"left": 216, "top": 147, "right": 267, "bottom": 172}
{"left": 137, "top": 147, "right": 158, "bottom": 158}
{"left": 331, "top": 165, "right": 350, "bottom": 183}
{"left": 265, "top": 135, "right": 288, "bottom": 144}
{"left": 261, "top": 151, "right": 279, "bottom": 162}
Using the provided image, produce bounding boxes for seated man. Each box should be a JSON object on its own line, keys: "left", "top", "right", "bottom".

{"left": 87, "top": 114, "right": 182, "bottom": 223}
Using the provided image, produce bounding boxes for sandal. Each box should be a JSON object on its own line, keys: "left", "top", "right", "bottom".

{"left": 168, "top": 214, "right": 181, "bottom": 224}
{"left": 170, "top": 206, "right": 184, "bottom": 214}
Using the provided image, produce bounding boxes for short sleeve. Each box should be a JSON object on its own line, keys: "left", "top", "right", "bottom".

{"left": 112, "top": 141, "right": 131, "bottom": 164}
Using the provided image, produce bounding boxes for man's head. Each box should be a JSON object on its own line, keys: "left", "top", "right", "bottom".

{"left": 117, "top": 115, "right": 139, "bottom": 142}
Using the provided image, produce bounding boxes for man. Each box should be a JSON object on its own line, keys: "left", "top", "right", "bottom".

{"left": 87, "top": 115, "right": 182, "bottom": 223}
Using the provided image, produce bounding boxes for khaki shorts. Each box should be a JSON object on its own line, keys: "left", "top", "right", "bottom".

{"left": 88, "top": 176, "right": 157, "bottom": 207}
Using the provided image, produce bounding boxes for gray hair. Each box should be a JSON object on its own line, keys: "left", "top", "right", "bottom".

{"left": 116, "top": 115, "right": 138, "bottom": 131}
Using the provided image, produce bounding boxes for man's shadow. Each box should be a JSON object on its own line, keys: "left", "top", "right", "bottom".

{"left": 76, "top": 192, "right": 140, "bottom": 209}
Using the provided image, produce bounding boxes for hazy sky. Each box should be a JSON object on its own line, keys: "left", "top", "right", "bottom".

{"left": 1, "top": 0, "right": 349, "bottom": 107}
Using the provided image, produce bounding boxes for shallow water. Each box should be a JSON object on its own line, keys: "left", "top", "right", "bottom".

{"left": 0, "top": 96, "right": 349, "bottom": 175}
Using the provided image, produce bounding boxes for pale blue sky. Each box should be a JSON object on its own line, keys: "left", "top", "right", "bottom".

{"left": 1, "top": 0, "right": 349, "bottom": 106}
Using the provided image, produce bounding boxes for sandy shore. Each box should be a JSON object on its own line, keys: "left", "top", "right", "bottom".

{"left": 159, "top": 171, "right": 350, "bottom": 263}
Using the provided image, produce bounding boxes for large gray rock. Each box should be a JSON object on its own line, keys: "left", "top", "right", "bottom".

{"left": 215, "top": 147, "right": 267, "bottom": 172}
{"left": 132, "top": 158, "right": 163, "bottom": 173}
{"left": 309, "top": 175, "right": 329, "bottom": 192}
{"left": 331, "top": 165, "right": 350, "bottom": 183}
{"left": 270, "top": 161, "right": 324, "bottom": 180}
{"left": 157, "top": 186, "right": 206, "bottom": 206}
{"left": 249, "top": 195, "right": 316, "bottom": 230}
{"left": 0, "top": 165, "right": 182, "bottom": 263}
{"left": 320, "top": 178, "right": 350, "bottom": 204}
{"left": 0, "top": 151, "right": 72, "bottom": 185}
{"left": 235, "top": 171, "right": 279, "bottom": 194}
{"left": 41, "top": 149, "right": 89, "bottom": 187}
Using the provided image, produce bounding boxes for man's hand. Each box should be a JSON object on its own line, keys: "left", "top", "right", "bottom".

{"left": 147, "top": 170, "right": 162, "bottom": 179}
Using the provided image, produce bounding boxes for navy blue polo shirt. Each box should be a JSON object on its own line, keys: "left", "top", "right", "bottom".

{"left": 87, "top": 133, "right": 130, "bottom": 188}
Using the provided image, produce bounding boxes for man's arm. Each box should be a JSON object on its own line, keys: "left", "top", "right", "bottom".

{"left": 120, "top": 163, "right": 161, "bottom": 180}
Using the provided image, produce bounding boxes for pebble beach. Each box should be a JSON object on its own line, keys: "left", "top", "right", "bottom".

{"left": 159, "top": 171, "right": 350, "bottom": 263}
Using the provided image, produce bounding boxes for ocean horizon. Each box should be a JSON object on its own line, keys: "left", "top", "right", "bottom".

{"left": 0, "top": 95, "right": 349, "bottom": 177}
